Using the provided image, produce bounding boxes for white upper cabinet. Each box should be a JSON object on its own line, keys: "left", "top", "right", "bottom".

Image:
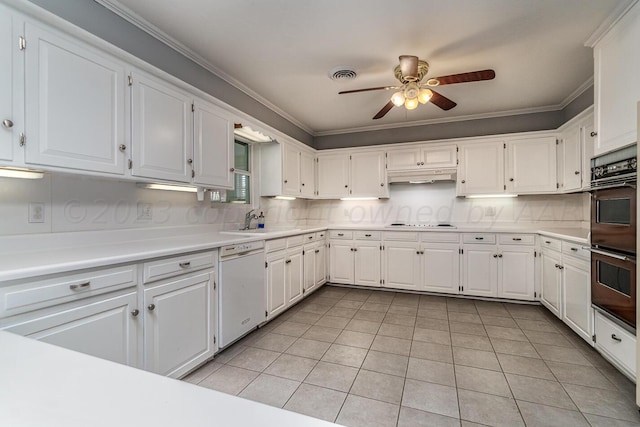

{"left": 260, "top": 141, "right": 315, "bottom": 198}
{"left": 24, "top": 21, "right": 127, "bottom": 174}
{"left": 350, "top": 150, "right": 387, "bottom": 197}
{"left": 131, "top": 70, "right": 193, "bottom": 183}
{"left": 192, "top": 98, "right": 234, "bottom": 188}
{"left": 300, "top": 150, "right": 316, "bottom": 198}
{"left": 559, "top": 124, "right": 582, "bottom": 192}
{"left": 387, "top": 143, "right": 456, "bottom": 171}
{"left": 317, "top": 152, "right": 350, "bottom": 198}
{"left": 282, "top": 143, "right": 301, "bottom": 195}
{"left": 0, "top": 5, "right": 21, "bottom": 165}
{"left": 592, "top": 2, "right": 640, "bottom": 155}
{"left": 505, "top": 137, "right": 557, "bottom": 194}
{"left": 458, "top": 140, "right": 504, "bottom": 195}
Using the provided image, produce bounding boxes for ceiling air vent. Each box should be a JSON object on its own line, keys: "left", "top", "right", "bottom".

{"left": 329, "top": 66, "right": 357, "bottom": 81}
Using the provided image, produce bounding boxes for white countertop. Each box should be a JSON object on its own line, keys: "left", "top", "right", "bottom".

{"left": 0, "top": 224, "right": 588, "bottom": 282}
{"left": 0, "top": 331, "right": 338, "bottom": 427}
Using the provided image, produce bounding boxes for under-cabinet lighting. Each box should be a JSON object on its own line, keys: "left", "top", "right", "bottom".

{"left": 0, "top": 167, "right": 44, "bottom": 179}
{"left": 409, "top": 180, "right": 433, "bottom": 184}
{"left": 340, "top": 197, "right": 380, "bottom": 201}
{"left": 273, "top": 196, "right": 296, "bottom": 200}
{"left": 137, "top": 183, "right": 199, "bottom": 193}
{"left": 465, "top": 194, "right": 518, "bottom": 199}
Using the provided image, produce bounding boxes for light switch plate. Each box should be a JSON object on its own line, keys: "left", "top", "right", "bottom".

{"left": 137, "top": 202, "right": 153, "bottom": 220}
{"left": 28, "top": 202, "right": 45, "bottom": 223}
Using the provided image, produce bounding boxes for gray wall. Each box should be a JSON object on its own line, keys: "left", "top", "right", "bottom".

{"left": 27, "top": 0, "right": 314, "bottom": 146}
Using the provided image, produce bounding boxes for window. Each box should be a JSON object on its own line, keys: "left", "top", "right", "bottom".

{"left": 225, "top": 140, "right": 251, "bottom": 204}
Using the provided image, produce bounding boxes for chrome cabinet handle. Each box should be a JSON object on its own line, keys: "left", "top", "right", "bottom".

{"left": 493, "top": 254, "right": 498, "bottom": 258}
{"left": 230, "top": 168, "right": 235, "bottom": 172}
{"left": 2, "top": 119, "right": 13, "bottom": 129}
{"left": 147, "top": 304, "right": 155, "bottom": 311}
{"left": 570, "top": 247, "right": 578, "bottom": 252}
{"left": 337, "top": 233, "right": 344, "bottom": 236}
{"left": 475, "top": 237, "right": 484, "bottom": 240}
{"left": 512, "top": 238, "right": 522, "bottom": 241}
{"left": 344, "top": 185, "right": 348, "bottom": 188}
{"left": 461, "top": 180, "right": 465, "bottom": 183}
{"left": 119, "top": 144, "right": 126, "bottom": 152}
{"left": 590, "top": 131, "right": 598, "bottom": 137}
{"left": 353, "top": 248, "right": 358, "bottom": 252}
{"left": 308, "top": 236, "right": 313, "bottom": 239}
{"left": 574, "top": 171, "right": 580, "bottom": 175}
{"left": 285, "top": 259, "right": 292, "bottom": 264}
{"left": 69, "top": 281, "right": 90, "bottom": 291}
{"left": 131, "top": 309, "right": 140, "bottom": 317}
{"left": 611, "top": 334, "right": 622, "bottom": 342}
{"left": 315, "top": 249, "right": 320, "bottom": 253}
{"left": 498, "top": 254, "right": 503, "bottom": 258}
{"left": 365, "top": 234, "right": 372, "bottom": 237}
{"left": 284, "top": 180, "right": 288, "bottom": 183}
{"left": 380, "top": 183, "right": 384, "bottom": 186}
{"left": 179, "top": 261, "right": 191, "bottom": 268}
{"left": 545, "top": 241, "right": 551, "bottom": 244}
{"left": 187, "top": 158, "right": 193, "bottom": 165}
{"left": 509, "top": 178, "right": 514, "bottom": 182}
{"left": 416, "top": 162, "right": 420, "bottom": 166}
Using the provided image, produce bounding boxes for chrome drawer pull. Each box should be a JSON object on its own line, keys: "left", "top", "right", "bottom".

{"left": 545, "top": 241, "right": 551, "bottom": 244}
{"left": 365, "top": 234, "right": 372, "bottom": 237}
{"left": 475, "top": 237, "right": 484, "bottom": 240}
{"left": 69, "top": 281, "right": 90, "bottom": 291}
{"left": 570, "top": 247, "right": 578, "bottom": 252}
{"left": 512, "top": 238, "right": 522, "bottom": 241}
{"left": 611, "top": 334, "right": 622, "bottom": 342}
{"left": 179, "top": 261, "right": 191, "bottom": 268}
{"left": 337, "top": 233, "right": 344, "bottom": 237}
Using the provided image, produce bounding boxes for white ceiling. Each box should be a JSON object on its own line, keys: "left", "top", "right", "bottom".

{"left": 105, "top": 0, "right": 627, "bottom": 135}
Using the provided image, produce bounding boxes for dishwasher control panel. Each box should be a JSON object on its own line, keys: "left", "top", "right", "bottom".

{"left": 220, "top": 240, "right": 265, "bottom": 257}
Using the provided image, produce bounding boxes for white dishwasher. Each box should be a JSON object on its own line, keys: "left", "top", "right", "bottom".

{"left": 218, "top": 240, "right": 265, "bottom": 349}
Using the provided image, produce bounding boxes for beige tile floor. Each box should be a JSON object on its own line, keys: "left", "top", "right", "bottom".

{"left": 183, "top": 285, "right": 640, "bottom": 427}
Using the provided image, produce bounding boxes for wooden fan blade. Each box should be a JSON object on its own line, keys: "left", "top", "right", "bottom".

{"left": 338, "top": 86, "right": 394, "bottom": 94}
{"left": 430, "top": 90, "right": 457, "bottom": 111}
{"left": 399, "top": 55, "right": 419, "bottom": 80}
{"left": 431, "top": 69, "right": 495, "bottom": 86}
{"left": 373, "top": 100, "right": 394, "bottom": 120}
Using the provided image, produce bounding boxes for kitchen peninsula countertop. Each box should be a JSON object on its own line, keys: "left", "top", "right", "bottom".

{"left": 0, "top": 331, "right": 337, "bottom": 427}
{"left": 0, "top": 224, "right": 588, "bottom": 282}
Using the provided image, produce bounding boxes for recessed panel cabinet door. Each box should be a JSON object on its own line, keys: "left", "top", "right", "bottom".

{"left": 329, "top": 241, "right": 354, "bottom": 284}
{"left": 303, "top": 245, "right": 316, "bottom": 293}
{"left": 350, "top": 151, "right": 387, "bottom": 197}
{"left": 131, "top": 71, "right": 192, "bottom": 182}
{"left": 300, "top": 150, "right": 315, "bottom": 198}
{"left": 384, "top": 242, "right": 420, "bottom": 290}
{"left": 462, "top": 244, "right": 498, "bottom": 297}
{"left": 286, "top": 249, "right": 304, "bottom": 305}
{"left": 0, "top": 5, "right": 19, "bottom": 164}
{"left": 458, "top": 141, "right": 504, "bottom": 195}
{"left": 193, "top": 99, "right": 233, "bottom": 188}
{"left": 24, "top": 21, "right": 127, "bottom": 174}
{"left": 506, "top": 137, "right": 557, "bottom": 194}
{"left": 540, "top": 250, "right": 562, "bottom": 318}
{"left": 283, "top": 144, "right": 301, "bottom": 195}
{"left": 315, "top": 243, "right": 327, "bottom": 286}
{"left": 266, "top": 252, "right": 287, "bottom": 319}
{"left": 354, "top": 242, "right": 381, "bottom": 287}
{"left": 422, "top": 243, "right": 459, "bottom": 294}
{"left": 498, "top": 246, "right": 535, "bottom": 300}
{"left": 317, "top": 153, "right": 350, "bottom": 198}
{"left": 562, "top": 256, "right": 592, "bottom": 341}
{"left": 560, "top": 127, "right": 582, "bottom": 192}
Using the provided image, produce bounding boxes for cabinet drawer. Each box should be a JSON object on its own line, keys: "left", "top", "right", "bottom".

{"left": 540, "top": 237, "right": 562, "bottom": 252}
{"left": 562, "top": 241, "right": 590, "bottom": 260}
{"left": 330, "top": 230, "right": 353, "bottom": 240}
{"left": 383, "top": 231, "right": 418, "bottom": 242}
{"left": 144, "top": 251, "right": 215, "bottom": 283}
{"left": 462, "top": 234, "right": 496, "bottom": 244}
{"left": 286, "top": 234, "right": 305, "bottom": 247}
{"left": 302, "top": 233, "right": 316, "bottom": 244}
{"left": 315, "top": 231, "right": 327, "bottom": 240}
{"left": 265, "top": 238, "right": 287, "bottom": 253}
{"left": 354, "top": 231, "right": 381, "bottom": 240}
{"left": 420, "top": 232, "right": 459, "bottom": 243}
{"left": 498, "top": 234, "right": 535, "bottom": 245}
{"left": 0, "top": 265, "right": 137, "bottom": 318}
{"left": 594, "top": 311, "right": 636, "bottom": 378}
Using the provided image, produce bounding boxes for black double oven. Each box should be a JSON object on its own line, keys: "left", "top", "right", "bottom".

{"left": 590, "top": 144, "right": 637, "bottom": 329}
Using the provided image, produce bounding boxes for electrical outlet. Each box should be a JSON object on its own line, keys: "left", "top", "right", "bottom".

{"left": 137, "top": 202, "right": 153, "bottom": 220}
{"left": 485, "top": 206, "right": 496, "bottom": 217}
{"left": 28, "top": 202, "right": 45, "bottom": 223}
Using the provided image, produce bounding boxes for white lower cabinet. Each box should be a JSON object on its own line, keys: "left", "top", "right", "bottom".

{"left": 594, "top": 310, "right": 636, "bottom": 381}
{"left": 143, "top": 271, "right": 215, "bottom": 378}
{"left": 286, "top": 247, "right": 304, "bottom": 305}
{"left": 498, "top": 246, "right": 535, "bottom": 300}
{"left": 354, "top": 242, "right": 382, "bottom": 287}
{"left": 383, "top": 242, "right": 421, "bottom": 290}
{"left": 541, "top": 248, "right": 563, "bottom": 318}
{"left": 314, "top": 242, "right": 327, "bottom": 288}
{"left": 462, "top": 244, "right": 499, "bottom": 297}
{"left": 562, "top": 255, "right": 592, "bottom": 342}
{"left": 266, "top": 250, "right": 287, "bottom": 319}
{"left": 422, "top": 243, "right": 460, "bottom": 294}
{"left": 2, "top": 291, "right": 139, "bottom": 367}
{"left": 303, "top": 244, "right": 316, "bottom": 295}
{"left": 329, "top": 240, "right": 355, "bottom": 284}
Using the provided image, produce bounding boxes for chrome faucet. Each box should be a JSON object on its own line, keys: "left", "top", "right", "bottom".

{"left": 243, "top": 209, "right": 258, "bottom": 230}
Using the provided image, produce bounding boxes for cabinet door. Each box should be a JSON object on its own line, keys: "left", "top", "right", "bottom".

{"left": 582, "top": 122, "right": 595, "bottom": 191}
{"left": 286, "top": 249, "right": 304, "bottom": 304}
{"left": 506, "top": 137, "right": 557, "bottom": 194}
{"left": 384, "top": 242, "right": 421, "bottom": 290}
{"left": 303, "top": 245, "right": 316, "bottom": 293}
{"left": 560, "top": 127, "right": 582, "bottom": 192}
{"left": 422, "top": 243, "right": 460, "bottom": 294}
{"left": 24, "top": 21, "right": 127, "bottom": 174}
{"left": 462, "top": 244, "right": 498, "bottom": 297}
{"left": 300, "top": 150, "right": 315, "bottom": 198}
{"left": 3, "top": 292, "right": 139, "bottom": 367}
{"left": 593, "top": 4, "right": 640, "bottom": 155}
{"left": 283, "top": 144, "right": 301, "bottom": 195}
{"left": 563, "top": 256, "right": 592, "bottom": 342}
{"left": 314, "top": 243, "right": 327, "bottom": 286}
{"left": 193, "top": 99, "right": 233, "bottom": 188}
{"left": 354, "top": 242, "right": 381, "bottom": 287}
{"left": 421, "top": 145, "right": 457, "bottom": 168}
{"left": 540, "top": 250, "right": 562, "bottom": 318}
{"left": 387, "top": 147, "right": 421, "bottom": 171}
{"left": 458, "top": 141, "right": 504, "bottom": 195}
{"left": 329, "top": 241, "right": 354, "bottom": 284}
{"left": 317, "top": 153, "right": 350, "bottom": 198}
{"left": 266, "top": 252, "right": 287, "bottom": 318}
{"left": 144, "top": 272, "right": 213, "bottom": 378}
{"left": 498, "top": 246, "right": 535, "bottom": 300}
{"left": 0, "top": 5, "right": 20, "bottom": 164}
{"left": 350, "top": 151, "right": 387, "bottom": 197}
{"left": 131, "top": 71, "right": 192, "bottom": 182}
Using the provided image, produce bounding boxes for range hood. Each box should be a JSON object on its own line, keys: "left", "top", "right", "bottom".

{"left": 387, "top": 168, "right": 457, "bottom": 184}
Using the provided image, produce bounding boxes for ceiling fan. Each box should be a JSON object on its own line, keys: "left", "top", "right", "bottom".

{"left": 338, "top": 55, "right": 495, "bottom": 120}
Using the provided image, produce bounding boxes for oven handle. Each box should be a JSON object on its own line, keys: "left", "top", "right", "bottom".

{"left": 589, "top": 181, "right": 636, "bottom": 192}
{"left": 586, "top": 247, "right": 636, "bottom": 264}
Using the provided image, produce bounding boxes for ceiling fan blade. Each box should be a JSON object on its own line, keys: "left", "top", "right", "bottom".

{"left": 373, "top": 100, "right": 394, "bottom": 120}
{"left": 399, "top": 55, "right": 419, "bottom": 80}
{"left": 430, "top": 90, "right": 457, "bottom": 111}
{"left": 338, "top": 86, "right": 395, "bottom": 95}
{"left": 430, "top": 69, "right": 495, "bottom": 86}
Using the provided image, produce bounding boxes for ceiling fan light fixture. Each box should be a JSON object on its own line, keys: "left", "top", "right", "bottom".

{"left": 426, "top": 78, "right": 440, "bottom": 87}
{"left": 391, "top": 91, "right": 405, "bottom": 107}
{"left": 404, "top": 97, "right": 419, "bottom": 110}
{"left": 418, "top": 88, "right": 433, "bottom": 104}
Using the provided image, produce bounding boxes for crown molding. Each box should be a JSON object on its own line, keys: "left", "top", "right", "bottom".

{"left": 558, "top": 77, "right": 593, "bottom": 109}
{"left": 93, "top": 0, "right": 314, "bottom": 135}
{"left": 584, "top": 0, "right": 638, "bottom": 47}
